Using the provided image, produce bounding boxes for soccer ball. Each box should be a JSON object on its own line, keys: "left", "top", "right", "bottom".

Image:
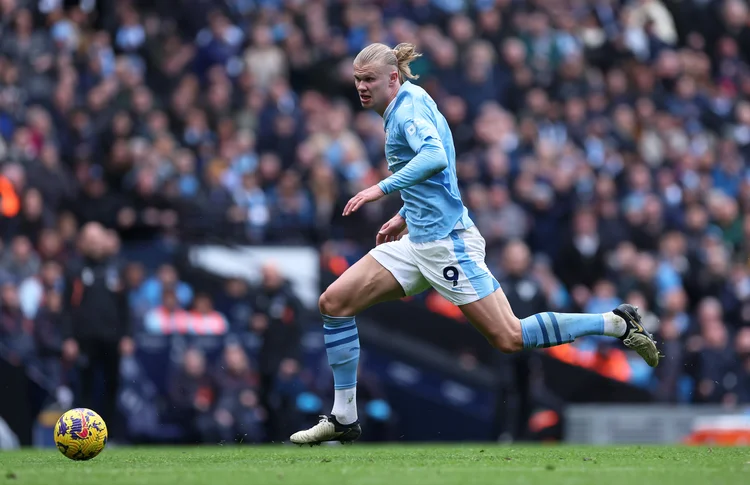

{"left": 53, "top": 408, "right": 108, "bottom": 461}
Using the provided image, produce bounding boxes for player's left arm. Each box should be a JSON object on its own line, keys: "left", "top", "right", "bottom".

{"left": 377, "top": 114, "right": 448, "bottom": 194}
{"left": 343, "top": 106, "right": 448, "bottom": 216}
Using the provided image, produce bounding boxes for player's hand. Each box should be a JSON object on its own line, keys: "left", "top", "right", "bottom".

{"left": 376, "top": 214, "right": 407, "bottom": 246}
{"left": 343, "top": 185, "right": 385, "bottom": 216}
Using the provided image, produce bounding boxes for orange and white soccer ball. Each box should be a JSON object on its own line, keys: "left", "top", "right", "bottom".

{"left": 53, "top": 408, "right": 108, "bottom": 460}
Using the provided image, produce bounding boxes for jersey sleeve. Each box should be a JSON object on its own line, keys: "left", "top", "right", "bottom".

{"left": 400, "top": 101, "right": 444, "bottom": 154}
{"left": 378, "top": 97, "right": 448, "bottom": 195}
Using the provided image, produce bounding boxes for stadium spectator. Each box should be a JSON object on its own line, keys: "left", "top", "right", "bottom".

{"left": 0, "top": 280, "right": 34, "bottom": 366}
{"left": 32, "top": 287, "right": 65, "bottom": 391}
{"left": 60, "top": 222, "right": 132, "bottom": 437}
{"left": 139, "top": 263, "right": 193, "bottom": 310}
{"left": 143, "top": 288, "right": 190, "bottom": 335}
{"left": 214, "top": 277, "right": 253, "bottom": 332}
{"left": 267, "top": 357, "right": 322, "bottom": 442}
{"left": 124, "top": 261, "right": 149, "bottom": 324}
{"left": 251, "top": 263, "right": 303, "bottom": 394}
{"left": 211, "top": 343, "right": 266, "bottom": 444}
{"left": 497, "top": 240, "right": 549, "bottom": 320}
{"left": 554, "top": 208, "right": 608, "bottom": 295}
{"left": 0, "top": 235, "right": 41, "bottom": 281}
{"left": 18, "top": 259, "right": 63, "bottom": 319}
{"left": 189, "top": 292, "right": 229, "bottom": 336}
{"left": 736, "top": 327, "right": 750, "bottom": 404}
{"left": 495, "top": 240, "right": 547, "bottom": 442}
{"left": 168, "top": 347, "right": 217, "bottom": 443}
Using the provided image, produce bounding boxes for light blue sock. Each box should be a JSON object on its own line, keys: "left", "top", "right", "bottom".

{"left": 322, "top": 315, "right": 360, "bottom": 390}
{"left": 520, "top": 312, "right": 604, "bottom": 349}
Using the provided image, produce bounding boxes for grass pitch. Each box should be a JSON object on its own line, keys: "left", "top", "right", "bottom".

{"left": 1, "top": 444, "right": 748, "bottom": 485}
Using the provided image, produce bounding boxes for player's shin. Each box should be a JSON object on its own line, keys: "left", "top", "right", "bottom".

{"left": 520, "top": 312, "right": 626, "bottom": 348}
{"left": 322, "top": 314, "right": 360, "bottom": 425}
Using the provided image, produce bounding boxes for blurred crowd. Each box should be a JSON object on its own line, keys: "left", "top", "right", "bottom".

{"left": 2, "top": 0, "right": 750, "bottom": 442}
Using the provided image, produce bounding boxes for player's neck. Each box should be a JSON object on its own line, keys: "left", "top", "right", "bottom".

{"left": 377, "top": 83, "right": 402, "bottom": 118}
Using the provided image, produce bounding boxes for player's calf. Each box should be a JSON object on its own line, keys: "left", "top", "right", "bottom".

{"left": 460, "top": 288, "right": 661, "bottom": 366}
{"left": 518, "top": 305, "right": 661, "bottom": 367}
{"left": 290, "top": 255, "right": 406, "bottom": 445}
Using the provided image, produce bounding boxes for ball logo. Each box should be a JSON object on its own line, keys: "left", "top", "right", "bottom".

{"left": 70, "top": 410, "right": 90, "bottom": 439}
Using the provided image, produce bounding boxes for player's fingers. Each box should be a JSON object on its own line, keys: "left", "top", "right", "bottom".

{"left": 347, "top": 193, "right": 367, "bottom": 215}
{"left": 350, "top": 197, "right": 365, "bottom": 213}
{"left": 343, "top": 197, "right": 356, "bottom": 216}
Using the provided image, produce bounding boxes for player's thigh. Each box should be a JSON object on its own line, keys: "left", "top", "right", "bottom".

{"left": 320, "top": 240, "right": 423, "bottom": 316}
{"left": 415, "top": 227, "right": 522, "bottom": 352}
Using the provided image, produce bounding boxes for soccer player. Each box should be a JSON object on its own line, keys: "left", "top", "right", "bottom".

{"left": 290, "top": 43, "right": 661, "bottom": 445}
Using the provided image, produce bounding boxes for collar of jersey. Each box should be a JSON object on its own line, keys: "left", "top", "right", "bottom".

{"left": 383, "top": 81, "right": 411, "bottom": 124}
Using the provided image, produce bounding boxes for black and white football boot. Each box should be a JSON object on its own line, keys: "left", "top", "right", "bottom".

{"left": 290, "top": 415, "right": 361, "bottom": 446}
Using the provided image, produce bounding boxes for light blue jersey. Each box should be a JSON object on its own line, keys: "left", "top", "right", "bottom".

{"left": 377, "top": 81, "right": 474, "bottom": 243}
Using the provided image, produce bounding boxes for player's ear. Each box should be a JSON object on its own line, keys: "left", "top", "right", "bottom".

{"left": 390, "top": 70, "right": 399, "bottom": 86}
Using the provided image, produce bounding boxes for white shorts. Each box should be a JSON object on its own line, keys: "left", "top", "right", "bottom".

{"left": 369, "top": 225, "right": 500, "bottom": 306}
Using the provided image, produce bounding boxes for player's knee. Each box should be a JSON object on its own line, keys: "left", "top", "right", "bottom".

{"left": 492, "top": 337, "right": 522, "bottom": 354}
{"left": 489, "top": 335, "right": 522, "bottom": 354}
{"left": 318, "top": 291, "right": 336, "bottom": 316}
{"left": 488, "top": 323, "right": 523, "bottom": 354}
{"left": 318, "top": 289, "right": 351, "bottom": 317}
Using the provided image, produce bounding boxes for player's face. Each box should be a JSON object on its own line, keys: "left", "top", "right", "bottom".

{"left": 353, "top": 63, "right": 396, "bottom": 113}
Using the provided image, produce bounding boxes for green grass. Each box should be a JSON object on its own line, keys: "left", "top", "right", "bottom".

{"left": 1, "top": 444, "right": 748, "bottom": 485}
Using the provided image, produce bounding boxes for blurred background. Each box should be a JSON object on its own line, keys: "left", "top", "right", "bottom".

{"left": 2, "top": 0, "right": 750, "bottom": 449}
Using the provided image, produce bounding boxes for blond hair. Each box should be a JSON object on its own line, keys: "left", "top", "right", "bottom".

{"left": 353, "top": 42, "right": 422, "bottom": 83}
